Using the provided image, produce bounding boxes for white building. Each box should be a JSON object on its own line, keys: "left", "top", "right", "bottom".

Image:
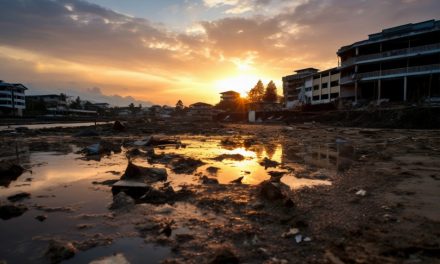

{"left": 0, "top": 80, "right": 27, "bottom": 116}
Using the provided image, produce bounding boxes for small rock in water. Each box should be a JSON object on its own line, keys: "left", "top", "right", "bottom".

{"left": 259, "top": 157, "right": 279, "bottom": 169}
{"left": 230, "top": 176, "right": 244, "bottom": 184}
{"left": 259, "top": 181, "right": 286, "bottom": 201}
{"left": 35, "top": 215, "right": 47, "bottom": 222}
{"left": 7, "top": 192, "right": 31, "bottom": 202}
{"left": 0, "top": 204, "right": 28, "bottom": 220}
{"left": 201, "top": 176, "right": 219, "bottom": 185}
{"left": 45, "top": 240, "right": 77, "bottom": 264}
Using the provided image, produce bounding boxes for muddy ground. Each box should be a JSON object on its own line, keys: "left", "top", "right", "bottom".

{"left": 0, "top": 120, "right": 439, "bottom": 264}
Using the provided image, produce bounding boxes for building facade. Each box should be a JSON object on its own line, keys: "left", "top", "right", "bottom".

{"left": 338, "top": 19, "right": 440, "bottom": 103}
{"left": 311, "top": 68, "right": 341, "bottom": 105}
{"left": 27, "top": 94, "right": 68, "bottom": 114}
{"left": 0, "top": 81, "right": 27, "bottom": 116}
{"left": 282, "top": 68, "right": 318, "bottom": 108}
{"left": 220, "top": 91, "right": 240, "bottom": 102}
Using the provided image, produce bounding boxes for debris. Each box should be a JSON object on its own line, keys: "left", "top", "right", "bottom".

{"left": 159, "top": 220, "right": 173, "bottom": 237}
{"left": 295, "top": 234, "right": 303, "bottom": 243}
{"left": 45, "top": 240, "right": 77, "bottom": 264}
{"left": 81, "top": 141, "right": 122, "bottom": 156}
{"left": 259, "top": 157, "right": 279, "bottom": 169}
{"left": 111, "top": 180, "right": 149, "bottom": 199}
{"left": 109, "top": 192, "right": 135, "bottom": 211}
{"left": 73, "top": 129, "right": 99, "bottom": 137}
{"left": 0, "top": 162, "right": 25, "bottom": 187}
{"left": 7, "top": 192, "right": 31, "bottom": 202}
{"left": 281, "top": 228, "right": 299, "bottom": 238}
{"left": 0, "top": 204, "right": 28, "bottom": 220}
{"left": 170, "top": 157, "right": 204, "bottom": 174}
{"left": 145, "top": 136, "right": 180, "bottom": 146}
{"left": 121, "top": 161, "right": 167, "bottom": 183}
{"left": 259, "top": 181, "right": 287, "bottom": 201}
{"left": 206, "top": 166, "right": 220, "bottom": 174}
{"left": 92, "top": 179, "right": 119, "bottom": 186}
{"left": 35, "top": 215, "right": 47, "bottom": 222}
{"left": 230, "top": 176, "right": 244, "bottom": 184}
{"left": 209, "top": 248, "right": 239, "bottom": 264}
{"left": 325, "top": 250, "right": 345, "bottom": 264}
{"left": 268, "top": 171, "right": 286, "bottom": 182}
{"left": 90, "top": 253, "right": 130, "bottom": 264}
{"left": 212, "top": 154, "right": 245, "bottom": 161}
{"left": 112, "top": 120, "right": 126, "bottom": 132}
{"left": 201, "top": 176, "right": 219, "bottom": 185}
{"left": 356, "top": 189, "right": 367, "bottom": 196}
{"left": 303, "top": 237, "right": 312, "bottom": 242}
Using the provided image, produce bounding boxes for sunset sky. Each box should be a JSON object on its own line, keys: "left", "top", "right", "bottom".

{"left": 0, "top": 0, "right": 439, "bottom": 106}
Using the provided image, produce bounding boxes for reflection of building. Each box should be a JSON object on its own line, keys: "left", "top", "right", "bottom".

{"left": 338, "top": 19, "right": 440, "bottom": 103}
{"left": 311, "top": 68, "right": 341, "bottom": 105}
{"left": 282, "top": 68, "right": 318, "bottom": 108}
{"left": 0, "top": 81, "right": 27, "bottom": 116}
{"left": 188, "top": 102, "right": 214, "bottom": 120}
{"left": 220, "top": 91, "right": 240, "bottom": 102}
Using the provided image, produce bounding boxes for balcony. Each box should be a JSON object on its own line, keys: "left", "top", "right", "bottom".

{"left": 358, "top": 64, "right": 440, "bottom": 80}
{"left": 341, "top": 43, "right": 440, "bottom": 67}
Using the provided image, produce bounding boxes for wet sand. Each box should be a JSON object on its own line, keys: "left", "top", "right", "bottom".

{"left": 0, "top": 121, "right": 439, "bottom": 263}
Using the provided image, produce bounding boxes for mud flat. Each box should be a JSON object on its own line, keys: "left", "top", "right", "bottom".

{"left": 0, "top": 120, "right": 439, "bottom": 263}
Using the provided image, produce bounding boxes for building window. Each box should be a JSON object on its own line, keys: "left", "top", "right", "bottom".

{"left": 321, "top": 94, "right": 329, "bottom": 100}
{"left": 0, "top": 100, "right": 11, "bottom": 105}
{"left": 331, "top": 93, "right": 339, "bottom": 99}
{"left": 313, "top": 85, "right": 319, "bottom": 90}
{"left": 321, "top": 83, "right": 328, "bottom": 89}
{"left": 331, "top": 80, "right": 339, "bottom": 87}
{"left": 312, "top": 96, "right": 320, "bottom": 101}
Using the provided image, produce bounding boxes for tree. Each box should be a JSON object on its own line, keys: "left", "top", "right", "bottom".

{"left": 175, "top": 100, "right": 184, "bottom": 111}
{"left": 247, "top": 80, "right": 265, "bottom": 103}
{"left": 263, "top": 80, "right": 278, "bottom": 103}
{"left": 128, "top": 103, "right": 135, "bottom": 114}
{"left": 69, "top": 96, "right": 81, "bottom": 109}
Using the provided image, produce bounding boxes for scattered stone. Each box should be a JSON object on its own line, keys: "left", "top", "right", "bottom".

{"left": 259, "top": 181, "right": 287, "bottom": 201}
{"left": 206, "top": 166, "right": 220, "bottom": 174}
{"left": 109, "top": 192, "right": 135, "bottom": 211}
{"left": 45, "top": 240, "right": 77, "bottom": 264}
{"left": 0, "top": 204, "right": 28, "bottom": 220}
{"left": 90, "top": 253, "right": 130, "bottom": 264}
{"left": 230, "top": 176, "right": 244, "bottom": 184}
{"left": 7, "top": 192, "right": 31, "bottom": 202}
{"left": 122, "top": 161, "right": 167, "bottom": 183}
{"left": 170, "top": 157, "right": 204, "bottom": 174}
{"left": 209, "top": 248, "right": 239, "bottom": 264}
{"left": 0, "top": 162, "right": 24, "bottom": 187}
{"left": 212, "top": 154, "right": 245, "bottom": 161}
{"left": 35, "top": 215, "right": 47, "bottom": 222}
{"left": 201, "top": 176, "right": 219, "bottom": 185}
{"left": 259, "top": 157, "right": 279, "bottom": 169}
{"left": 356, "top": 189, "right": 367, "bottom": 196}
{"left": 112, "top": 121, "right": 126, "bottom": 132}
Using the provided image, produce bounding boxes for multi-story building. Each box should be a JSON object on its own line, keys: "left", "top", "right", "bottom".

{"left": 311, "top": 68, "right": 341, "bottom": 105}
{"left": 0, "top": 80, "right": 27, "bottom": 116}
{"left": 338, "top": 19, "right": 440, "bottom": 103}
{"left": 282, "top": 68, "right": 318, "bottom": 108}
{"left": 220, "top": 91, "right": 240, "bottom": 102}
{"left": 27, "top": 94, "right": 68, "bottom": 114}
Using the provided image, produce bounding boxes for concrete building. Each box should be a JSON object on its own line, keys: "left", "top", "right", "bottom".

{"left": 220, "top": 91, "right": 240, "bottom": 102}
{"left": 338, "top": 19, "right": 440, "bottom": 103}
{"left": 311, "top": 68, "right": 341, "bottom": 105}
{"left": 27, "top": 94, "right": 68, "bottom": 114}
{"left": 282, "top": 68, "right": 318, "bottom": 108}
{"left": 0, "top": 80, "right": 27, "bottom": 116}
{"left": 188, "top": 102, "right": 215, "bottom": 120}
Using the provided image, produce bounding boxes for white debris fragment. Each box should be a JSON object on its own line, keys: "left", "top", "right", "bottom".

{"left": 356, "top": 189, "right": 367, "bottom": 196}
{"left": 281, "top": 227, "right": 299, "bottom": 238}
{"left": 295, "top": 234, "right": 303, "bottom": 243}
{"left": 303, "top": 237, "right": 312, "bottom": 242}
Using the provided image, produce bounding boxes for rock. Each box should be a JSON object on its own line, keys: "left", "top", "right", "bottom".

{"left": 230, "top": 176, "right": 244, "bottom": 184}
{"left": 201, "top": 176, "right": 219, "bottom": 185}
{"left": 259, "top": 181, "right": 286, "bottom": 201}
{"left": 90, "top": 253, "right": 130, "bottom": 264}
{"left": 35, "top": 215, "right": 47, "bottom": 222}
{"left": 212, "top": 154, "right": 245, "bottom": 161}
{"left": 73, "top": 129, "right": 99, "bottom": 137}
{"left": 259, "top": 158, "right": 279, "bottom": 169}
{"left": 159, "top": 220, "right": 173, "bottom": 237}
{"left": 7, "top": 192, "right": 31, "bottom": 202}
{"left": 122, "top": 161, "right": 167, "bottom": 183}
{"left": 0, "top": 162, "right": 24, "bottom": 187}
{"left": 45, "top": 240, "right": 77, "bottom": 264}
{"left": 281, "top": 228, "right": 299, "bottom": 238}
{"left": 112, "top": 121, "right": 126, "bottom": 132}
{"left": 109, "top": 192, "right": 135, "bottom": 211}
{"left": 92, "top": 179, "right": 119, "bottom": 186}
{"left": 112, "top": 180, "right": 149, "bottom": 199}
{"left": 206, "top": 166, "right": 220, "bottom": 174}
{"left": 140, "top": 186, "right": 174, "bottom": 204}
{"left": 356, "top": 189, "right": 367, "bottom": 196}
{"left": 0, "top": 204, "right": 28, "bottom": 220}
{"left": 209, "top": 248, "right": 239, "bottom": 264}
{"left": 82, "top": 141, "right": 122, "bottom": 156}
{"left": 170, "top": 157, "right": 204, "bottom": 174}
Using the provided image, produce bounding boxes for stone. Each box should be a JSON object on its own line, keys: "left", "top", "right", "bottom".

{"left": 109, "top": 192, "right": 135, "bottom": 211}
{"left": 35, "top": 215, "right": 47, "bottom": 222}
{"left": 0, "top": 162, "right": 24, "bottom": 187}
{"left": 112, "top": 180, "right": 149, "bottom": 199}
{"left": 122, "top": 162, "right": 167, "bottom": 183}
{"left": 259, "top": 157, "right": 279, "bottom": 169}
{"left": 0, "top": 204, "right": 28, "bottom": 220}
{"left": 7, "top": 192, "right": 31, "bottom": 202}
{"left": 45, "top": 240, "right": 77, "bottom": 264}
{"left": 259, "top": 181, "right": 286, "bottom": 201}
{"left": 201, "top": 176, "right": 219, "bottom": 185}
{"left": 230, "top": 176, "right": 244, "bottom": 184}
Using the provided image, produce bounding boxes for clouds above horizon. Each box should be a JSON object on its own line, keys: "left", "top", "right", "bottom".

{"left": 0, "top": 0, "right": 439, "bottom": 105}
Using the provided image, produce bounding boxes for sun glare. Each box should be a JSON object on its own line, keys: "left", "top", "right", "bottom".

{"left": 215, "top": 75, "right": 261, "bottom": 97}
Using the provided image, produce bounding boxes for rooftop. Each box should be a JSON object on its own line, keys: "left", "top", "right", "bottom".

{"left": 338, "top": 19, "right": 440, "bottom": 54}
{"left": 220, "top": 90, "right": 240, "bottom": 95}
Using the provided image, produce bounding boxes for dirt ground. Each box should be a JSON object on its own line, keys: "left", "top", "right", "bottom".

{"left": 1, "top": 120, "right": 439, "bottom": 264}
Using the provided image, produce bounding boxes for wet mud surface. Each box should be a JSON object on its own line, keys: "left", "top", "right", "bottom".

{"left": 0, "top": 121, "right": 439, "bottom": 263}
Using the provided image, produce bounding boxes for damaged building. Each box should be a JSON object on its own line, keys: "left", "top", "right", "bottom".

{"left": 338, "top": 19, "right": 440, "bottom": 104}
